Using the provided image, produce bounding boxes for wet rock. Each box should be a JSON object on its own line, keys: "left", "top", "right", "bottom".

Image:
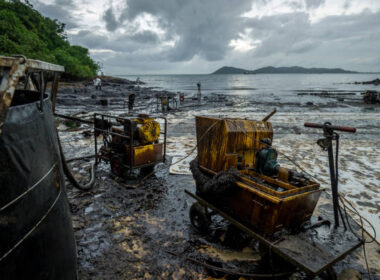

{"left": 337, "top": 268, "right": 362, "bottom": 280}
{"left": 82, "top": 130, "right": 92, "bottom": 137}
{"left": 355, "top": 78, "right": 380, "bottom": 85}
{"left": 99, "top": 99, "right": 108, "bottom": 106}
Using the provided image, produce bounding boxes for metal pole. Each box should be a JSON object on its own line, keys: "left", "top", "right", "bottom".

{"left": 163, "top": 118, "right": 167, "bottom": 162}
{"left": 94, "top": 114, "right": 98, "bottom": 165}
{"left": 327, "top": 137, "right": 339, "bottom": 228}
{"left": 130, "top": 118, "right": 133, "bottom": 175}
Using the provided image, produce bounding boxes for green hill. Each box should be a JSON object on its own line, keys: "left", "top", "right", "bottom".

{"left": 212, "top": 66, "right": 358, "bottom": 74}
{"left": 0, "top": 0, "right": 98, "bottom": 78}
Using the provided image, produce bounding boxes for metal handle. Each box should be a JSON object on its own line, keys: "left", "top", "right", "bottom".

{"left": 304, "top": 122, "right": 356, "bottom": 133}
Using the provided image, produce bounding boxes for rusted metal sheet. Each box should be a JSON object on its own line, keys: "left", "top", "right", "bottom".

{"left": 0, "top": 56, "right": 64, "bottom": 135}
{"left": 0, "top": 58, "right": 27, "bottom": 134}
{"left": 195, "top": 116, "right": 273, "bottom": 172}
{"left": 201, "top": 166, "right": 322, "bottom": 235}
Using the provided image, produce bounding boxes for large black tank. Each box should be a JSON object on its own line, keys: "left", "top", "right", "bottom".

{"left": 0, "top": 90, "right": 77, "bottom": 279}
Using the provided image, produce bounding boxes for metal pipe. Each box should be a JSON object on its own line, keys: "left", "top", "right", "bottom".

{"left": 55, "top": 113, "right": 94, "bottom": 125}
{"left": 304, "top": 122, "right": 356, "bottom": 133}
{"left": 327, "top": 141, "right": 339, "bottom": 228}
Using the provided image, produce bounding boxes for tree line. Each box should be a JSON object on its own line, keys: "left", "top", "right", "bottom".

{"left": 0, "top": 0, "right": 99, "bottom": 78}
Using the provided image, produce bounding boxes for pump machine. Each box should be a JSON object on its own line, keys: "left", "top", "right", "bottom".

{"left": 94, "top": 113, "right": 167, "bottom": 178}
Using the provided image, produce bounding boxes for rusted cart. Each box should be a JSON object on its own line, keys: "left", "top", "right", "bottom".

{"left": 185, "top": 190, "right": 363, "bottom": 278}
{"left": 94, "top": 113, "right": 167, "bottom": 177}
{"left": 185, "top": 115, "right": 363, "bottom": 278}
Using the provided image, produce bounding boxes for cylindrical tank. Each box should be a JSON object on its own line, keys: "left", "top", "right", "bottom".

{"left": 0, "top": 90, "right": 77, "bottom": 279}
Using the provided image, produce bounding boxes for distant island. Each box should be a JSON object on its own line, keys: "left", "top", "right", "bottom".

{"left": 212, "top": 66, "right": 360, "bottom": 74}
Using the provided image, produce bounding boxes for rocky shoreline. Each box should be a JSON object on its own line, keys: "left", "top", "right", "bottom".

{"left": 56, "top": 76, "right": 380, "bottom": 279}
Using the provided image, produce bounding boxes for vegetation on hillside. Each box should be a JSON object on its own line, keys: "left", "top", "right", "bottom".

{"left": 212, "top": 66, "right": 358, "bottom": 74}
{"left": 0, "top": 0, "right": 98, "bottom": 78}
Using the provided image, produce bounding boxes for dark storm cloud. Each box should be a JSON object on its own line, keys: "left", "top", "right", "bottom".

{"left": 117, "top": 0, "right": 253, "bottom": 61}
{"left": 103, "top": 7, "right": 119, "bottom": 31}
{"left": 29, "top": 0, "right": 380, "bottom": 73}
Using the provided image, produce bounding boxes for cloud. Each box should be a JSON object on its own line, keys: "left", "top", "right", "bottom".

{"left": 103, "top": 7, "right": 118, "bottom": 31}
{"left": 117, "top": 0, "right": 253, "bottom": 61}
{"left": 244, "top": 10, "right": 380, "bottom": 71}
{"left": 30, "top": 0, "right": 78, "bottom": 28}
{"left": 305, "top": 0, "right": 325, "bottom": 9}
{"left": 130, "top": 31, "right": 159, "bottom": 43}
{"left": 28, "top": 0, "right": 380, "bottom": 73}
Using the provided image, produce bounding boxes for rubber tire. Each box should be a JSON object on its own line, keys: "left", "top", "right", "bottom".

{"left": 189, "top": 202, "right": 211, "bottom": 233}
{"left": 111, "top": 156, "right": 124, "bottom": 177}
{"left": 320, "top": 267, "right": 337, "bottom": 280}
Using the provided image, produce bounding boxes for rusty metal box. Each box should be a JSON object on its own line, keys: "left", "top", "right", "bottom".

{"left": 195, "top": 116, "right": 322, "bottom": 235}
{"left": 125, "top": 143, "right": 163, "bottom": 167}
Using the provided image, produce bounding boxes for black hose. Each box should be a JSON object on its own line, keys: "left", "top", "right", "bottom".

{"left": 165, "top": 250, "right": 294, "bottom": 279}
{"left": 66, "top": 154, "right": 96, "bottom": 163}
{"left": 57, "top": 134, "right": 95, "bottom": 191}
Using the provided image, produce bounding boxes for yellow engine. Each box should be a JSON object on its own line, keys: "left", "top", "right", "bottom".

{"left": 134, "top": 117, "right": 161, "bottom": 144}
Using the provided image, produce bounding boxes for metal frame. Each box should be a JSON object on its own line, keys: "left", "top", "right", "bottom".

{"left": 93, "top": 113, "right": 167, "bottom": 176}
{"left": 185, "top": 190, "right": 363, "bottom": 277}
{"left": 0, "top": 55, "right": 64, "bottom": 134}
{"left": 156, "top": 94, "right": 178, "bottom": 112}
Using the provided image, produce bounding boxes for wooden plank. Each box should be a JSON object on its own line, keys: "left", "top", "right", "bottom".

{"left": 0, "top": 56, "right": 64, "bottom": 72}
{"left": 274, "top": 229, "right": 363, "bottom": 275}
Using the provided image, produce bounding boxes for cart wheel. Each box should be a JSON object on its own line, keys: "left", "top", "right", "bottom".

{"left": 140, "top": 165, "right": 155, "bottom": 176}
{"left": 190, "top": 202, "right": 211, "bottom": 233}
{"left": 321, "top": 267, "right": 337, "bottom": 280}
{"left": 111, "top": 156, "right": 124, "bottom": 177}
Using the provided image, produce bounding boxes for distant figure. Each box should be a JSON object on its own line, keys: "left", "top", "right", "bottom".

{"left": 128, "top": 93, "right": 136, "bottom": 113}
{"left": 161, "top": 96, "right": 167, "bottom": 112}
{"left": 93, "top": 77, "right": 102, "bottom": 90}
{"left": 136, "top": 77, "right": 141, "bottom": 91}
{"left": 197, "top": 81, "right": 201, "bottom": 103}
{"left": 179, "top": 92, "right": 185, "bottom": 103}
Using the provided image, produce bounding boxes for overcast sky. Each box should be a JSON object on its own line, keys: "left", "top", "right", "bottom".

{"left": 29, "top": 0, "right": 380, "bottom": 74}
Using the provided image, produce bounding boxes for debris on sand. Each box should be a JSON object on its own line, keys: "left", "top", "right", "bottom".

{"left": 363, "top": 90, "right": 380, "bottom": 104}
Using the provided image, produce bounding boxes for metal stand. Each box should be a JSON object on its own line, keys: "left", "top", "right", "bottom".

{"left": 317, "top": 123, "right": 340, "bottom": 227}
{"left": 304, "top": 122, "right": 356, "bottom": 228}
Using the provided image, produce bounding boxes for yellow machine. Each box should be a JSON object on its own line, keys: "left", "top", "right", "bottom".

{"left": 94, "top": 113, "right": 167, "bottom": 178}
{"left": 193, "top": 115, "right": 322, "bottom": 235}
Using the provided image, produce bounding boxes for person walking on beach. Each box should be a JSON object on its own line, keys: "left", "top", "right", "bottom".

{"left": 93, "top": 77, "right": 102, "bottom": 90}
{"left": 197, "top": 81, "right": 201, "bottom": 103}
{"left": 128, "top": 93, "right": 135, "bottom": 113}
{"left": 136, "top": 77, "right": 140, "bottom": 91}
